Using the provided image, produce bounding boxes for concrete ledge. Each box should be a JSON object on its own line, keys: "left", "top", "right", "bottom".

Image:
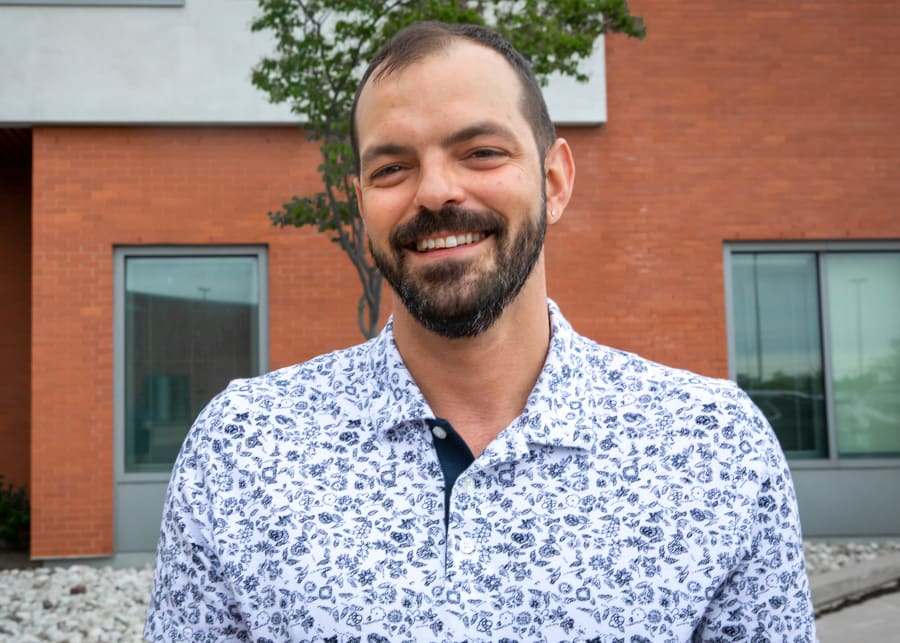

{"left": 811, "top": 552, "right": 900, "bottom": 613}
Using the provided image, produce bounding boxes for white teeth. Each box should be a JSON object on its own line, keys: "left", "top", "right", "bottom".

{"left": 416, "top": 232, "right": 486, "bottom": 252}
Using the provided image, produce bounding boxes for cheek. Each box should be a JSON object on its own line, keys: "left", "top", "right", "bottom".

{"left": 486, "top": 181, "right": 539, "bottom": 216}
{"left": 479, "top": 166, "right": 534, "bottom": 200}
{"left": 360, "top": 193, "right": 404, "bottom": 240}
{"left": 364, "top": 220, "right": 391, "bottom": 249}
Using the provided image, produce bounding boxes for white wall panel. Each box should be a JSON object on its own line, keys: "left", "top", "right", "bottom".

{"left": 0, "top": 0, "right": 605, "bottom": 125}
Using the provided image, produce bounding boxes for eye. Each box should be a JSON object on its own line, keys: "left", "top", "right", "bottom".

{"left": 368, "top": 163, "right": 411, "bottom": 187}
{"left": 371, "top": 164, "right": 404, "bottom": 180}
{"left": 468, "top": 148, "right": 504, "bottom": 160}
{"left": 463, "top": 148, "right": 508, "bottom": 170}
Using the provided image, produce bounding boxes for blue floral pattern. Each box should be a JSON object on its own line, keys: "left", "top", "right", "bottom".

{"left": 145, "top": 301, "right": 816, "bottom": 642}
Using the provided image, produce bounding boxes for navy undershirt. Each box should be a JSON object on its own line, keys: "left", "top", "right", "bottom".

{"left": 425, "top": 418, "right": 475, "bottom": 528}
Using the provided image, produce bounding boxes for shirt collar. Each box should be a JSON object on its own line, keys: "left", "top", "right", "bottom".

{"left": 496, "top": 300, "right": 599, "bottom": 455}
{"left": 364, "top": 300, "right": 598, "bottom": 453}
{"left": 364, "top": 316, "right": 434, "bottom": 436}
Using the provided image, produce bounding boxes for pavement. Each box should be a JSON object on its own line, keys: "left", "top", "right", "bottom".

{"left": 811, "top": 552, "right": 900, "bottom": 641}
{"left": 816, "top": 586, "right": 900, "bottom": 641}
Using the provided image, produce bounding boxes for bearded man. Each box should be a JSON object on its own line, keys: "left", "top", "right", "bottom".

{"left": 146, "top": 21, "right": 816, "bottom": 642}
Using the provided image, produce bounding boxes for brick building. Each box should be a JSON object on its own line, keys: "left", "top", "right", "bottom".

{"left": 0, "top": 0, "right": 898, "bottom": 562}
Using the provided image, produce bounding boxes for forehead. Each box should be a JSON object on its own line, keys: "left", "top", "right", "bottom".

{"left": 369, "top": 37, "right": 520, "bottom": 87}
{"left": 355, "top": 41, "right": 527, "bottom": 141}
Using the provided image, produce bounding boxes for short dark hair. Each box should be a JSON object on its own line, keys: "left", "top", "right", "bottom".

{"left": 350, "top": 21, "right": 555, "bottom": 175}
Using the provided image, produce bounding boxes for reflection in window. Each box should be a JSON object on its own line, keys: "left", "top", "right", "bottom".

{"left": 827, "top": 254, "right": 900, "bottom": 457}
{"left": 731, "top": 253, "right": 827, "bottom": 458}
{"left": 730, "top": 249, "right": 900, "bottom": 460}
{"left": 124, "top": 256, "right": 260, "bottom": 473}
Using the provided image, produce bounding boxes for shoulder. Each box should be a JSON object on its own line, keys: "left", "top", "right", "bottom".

{"left": 570, "top": 332, "right": 783, "bottom": 465}
{"left": 178, "top": 339, "right": 379, "bottom": 456}
{"left": 551, "top": 307, "right": 743, "bottom": 409}
{"left": 239, "top": 339, "right": 375, "bottom": 393}
{"left": 573, "top": 335, "right": 795, "bottom": 523}
{"left": 216, "top": 338, "right": 377, "bottom": 411}
{"left": 571, "top": 331, "right": 739, "bottom": 401}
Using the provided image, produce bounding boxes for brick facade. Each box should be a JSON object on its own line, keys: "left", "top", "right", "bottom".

{"left": 30, "top": 127, "right": 363, "bottom": 556}
{"left": 22, "top": 0, "right": 900, "bottom": 555}
{"left": 553, "top": 0, "right": 900, "bottom": 376}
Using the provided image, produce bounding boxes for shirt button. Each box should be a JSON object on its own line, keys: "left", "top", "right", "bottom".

{"left": 458, "top": 537, "right": 476, "bottom": 554}
{"left": 431, "top": 425, "right": 448, "bottom": 440}
{"left": 458, "top": 477, "right": 475, "bottom": 493}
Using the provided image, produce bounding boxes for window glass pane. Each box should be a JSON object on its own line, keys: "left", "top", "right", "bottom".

{"left": 826, "top": 253, "right": 900, "bottom": 457}
{"left": 731, "top": 253, "right": 828, "bottom": 457}
{"left": 124, "top": 256, "right": 260, "bottom": 473}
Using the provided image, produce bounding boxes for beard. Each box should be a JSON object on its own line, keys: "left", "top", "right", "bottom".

{"left": 369, "top": 196, "right": 547, "bottom": 339}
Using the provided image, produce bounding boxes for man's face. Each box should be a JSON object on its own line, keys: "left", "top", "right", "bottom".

{"left": 354, "top": 41, "right": 549, "bottom": 338}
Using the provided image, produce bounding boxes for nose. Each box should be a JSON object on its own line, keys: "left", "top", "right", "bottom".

{"left": 413, "top": 154, "right": 464, "bottom": 212}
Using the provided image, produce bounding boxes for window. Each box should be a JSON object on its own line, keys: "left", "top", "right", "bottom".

{"left": 115, "top": 247, "right": 267, "bottom": 475}
{"left": 726, "top": 244, "right": 900, "bottom": 460}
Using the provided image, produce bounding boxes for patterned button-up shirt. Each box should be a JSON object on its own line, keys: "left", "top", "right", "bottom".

{"left": 145, "top": 301, "right": 816, "bottom": 642}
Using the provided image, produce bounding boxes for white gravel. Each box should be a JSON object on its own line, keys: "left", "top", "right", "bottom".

{"left": 1, "top": 541, "right": 899, "bottom": 640}
{"left": 804, "top": 540, "right": 900, "bottom": 576}
{"left": 0, "top": 565, "right": 152, "bottom": 642}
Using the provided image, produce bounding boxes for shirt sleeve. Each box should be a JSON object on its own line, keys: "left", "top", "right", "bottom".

{"left": 693, "top": 390, "right": 818, "bottom": 642}
{"left": 144, "top": 400, "right": 250, "bottom": 642}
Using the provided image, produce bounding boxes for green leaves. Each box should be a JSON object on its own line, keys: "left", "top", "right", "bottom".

{"left": 251, "top": 0, "right": 646, "bottom": 124}
{"left": 0, "top": 475, "right": 29, "bottom": 551}
{"left": 251, "top": 0, "right": 645, "bottom": 337}
{"left": 269, "top": 192, "right": 355, "bottom": 235}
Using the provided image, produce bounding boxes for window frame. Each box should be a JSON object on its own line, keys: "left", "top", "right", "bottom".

{"left": 723, "top": 240, "right": 900, "bottom": 470}
{"left": 113, "top": 245, "right": 269, "bottom": 483}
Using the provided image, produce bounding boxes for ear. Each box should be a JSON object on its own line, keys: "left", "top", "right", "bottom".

{"left": 543, "top": 137, "right": 576, "bottom": 225}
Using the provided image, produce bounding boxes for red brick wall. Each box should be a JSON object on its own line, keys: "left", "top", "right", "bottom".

{"left": 30, "top": 127, "right": 363, "bottom": 557}
{"left": 0, "top": 166, "right": 31, "bottom": 492}
{"left": 547, "top": 0, "right": 900, "bottom": 377}
{"left": 29, "top": 0, "right": 900, "bottom": 557}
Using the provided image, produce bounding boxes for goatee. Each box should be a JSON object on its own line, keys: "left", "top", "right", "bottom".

{"left": 370, "top": 201, "right": 546, "bottom": 338}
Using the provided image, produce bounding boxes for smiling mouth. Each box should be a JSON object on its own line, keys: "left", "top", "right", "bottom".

{"left": 415, "top": 232, "right": 487, "bottom": 253}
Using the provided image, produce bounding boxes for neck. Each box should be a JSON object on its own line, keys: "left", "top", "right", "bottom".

{"left": 391, "top": 267, "right": 551, "bottom": 457}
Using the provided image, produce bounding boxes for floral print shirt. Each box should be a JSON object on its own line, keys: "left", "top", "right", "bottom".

{"left": 145, "top": 301, "right": 816, "bottom": 642}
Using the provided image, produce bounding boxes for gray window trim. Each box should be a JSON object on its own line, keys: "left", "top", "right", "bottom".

{"left": 113, "top": 245, "right": 269, "bottom": 484}
{"left": 723, "top": 239, "right": 900, "bottom": 469}
{"left": 817, "top": 253, "right": 839, "bottom": 462}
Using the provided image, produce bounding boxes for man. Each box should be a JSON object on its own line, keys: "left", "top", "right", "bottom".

{"left": 146, "top": 22, "right": 816, "bottom": 642}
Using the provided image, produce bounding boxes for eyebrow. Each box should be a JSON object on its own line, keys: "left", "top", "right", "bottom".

{"left": 360, "top": 121, "right": 518, "bottom": 172}
{"left": 440, "top": 121, "right": 518, "bottom": 148}
{"left": 360, "top": 143, "right": 414, "bottom": 173}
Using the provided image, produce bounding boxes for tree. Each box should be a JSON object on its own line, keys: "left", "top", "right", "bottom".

{"left": 251, "top": 0, "right": 646, "bottom": 338}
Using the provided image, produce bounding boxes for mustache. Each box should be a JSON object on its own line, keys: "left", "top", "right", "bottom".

{"left": 390, "top": 205, "right": 507, "bottom": 249}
